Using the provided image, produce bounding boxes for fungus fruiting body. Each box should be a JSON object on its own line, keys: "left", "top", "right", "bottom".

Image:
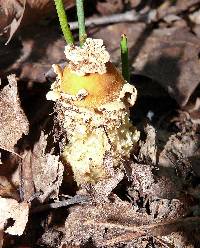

{"left": 47, "top": 38, "right": 139, "bottom": 184}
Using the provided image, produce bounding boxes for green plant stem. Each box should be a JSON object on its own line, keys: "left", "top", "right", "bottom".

{"left": 120, "top": 34, "right": 130, "bottom": 83}
{"left": 54, "top": 0, "right": 74, "bottom": 44}
{"left": 76, "top": 0, "right": 87, "bottom": 46}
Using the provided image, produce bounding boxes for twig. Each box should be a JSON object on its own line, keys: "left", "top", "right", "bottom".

{"left": 54, "top": 0, "right": 74, "bottom": 44}
{"left": 76, "top": 0, "right": 87, "bottom": 46}
{"left": 120, "top": 34, "right": 130, "bottom": 82}
{"left": 31, "top": 194, "right": 91, "bottom": 214}
{"left": 69, "top": 10, "right": 140, "bottom": 30}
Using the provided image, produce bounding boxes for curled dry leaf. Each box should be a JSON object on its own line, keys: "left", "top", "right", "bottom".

{"left": 0, "top": 74, "right": 29, "bottom": 151}
{"left": 0, "top": 197, "right": 29, "bottom": 236}
{"left": 158, "top": 131, "right": 200, "bottom": 175}
{"left": 30, "top": 132, "right": 64, "bottom": 202}
{"left": 0, "top": 0, "right": 75, "bottom": 43}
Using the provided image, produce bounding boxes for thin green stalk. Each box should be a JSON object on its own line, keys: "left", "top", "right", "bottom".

{"left": 120, "top": 34, "right": 130, "bottom": 83}
{"left": 76, "top": 0, "right": 87, "bottom": 46}
{"left": 54, "top": 0, "right": 74, "bottom": 44}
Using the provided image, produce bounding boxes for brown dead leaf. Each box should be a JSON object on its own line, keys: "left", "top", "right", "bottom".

{"left": 0, "top": 74, "right": 29, "bottom": 151}
{"left": 37, "top": 228, "right": 64, "bottom": 248}
{"left": 30, "top": 132, "right": 64, "bottom": 202}
{"left": 0, "top": 197, "right": 29, "bottom": 236}
{"left": 183, "top": 96, "right": 200, "bottom": 124}
{"left": 129, "top": 0, "right": 141, "bottom": 8}
{"left": 62, "top": 195, "right": 150, "bottom": 247}
{"left": 96, "top": 0, "right": 124, "bottom": 15}
{"left": 4, "top": 0, "right": 26, "bottom": 45}
{"left": 0, "top": 0, "right": 75, "bottom": 42}
{"left": 20, "top": 149, "right": 36, "bottom": 202}
{"left": 158, "top": 131, "right": 200, "bottom": 175}
{"left": 128, "top": 163, "right": 155, "bottom": 197}
{"left": 128, "top": 161, "right": 185, "bottom": 203}
{"left": 92, "top": 171, "right": 124, "bottom": 202}
{"left": 5, "top": 25, "right": 66, "bottom": 83}
{"left": 132, "top": 26, "right": 200, "bottom": 107}
{"left": 139, "top": 123, "right": 157, "bottom": 165}
{"left": 0, "top": 175, "right": 19, "bottom": 200}
{"left": 62, "top": 193, "right": 199, "bottom": 247}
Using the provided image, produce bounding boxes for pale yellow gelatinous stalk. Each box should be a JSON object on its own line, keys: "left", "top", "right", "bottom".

{"left": 46, "top": 38, "right": 140, "bottom": 184}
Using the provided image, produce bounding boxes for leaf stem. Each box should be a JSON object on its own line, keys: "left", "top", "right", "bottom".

{"left": 54, "top": 0, "right": 74, "bottom": 44}
{"left": 76, "top": 0, "right": 87, "bottom": 46}
{"left": 120, "top": 34, "right": 130, "bottom": 82}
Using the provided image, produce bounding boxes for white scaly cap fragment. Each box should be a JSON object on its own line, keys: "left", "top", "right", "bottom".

{"left": 118, "top": 83, "right": 137, "bottom": 106}
{"left": 64, "top": 38, "right": 110, "bottom": 76}
{"left": 0, "top": 197, "right": 29, "bottom": 236}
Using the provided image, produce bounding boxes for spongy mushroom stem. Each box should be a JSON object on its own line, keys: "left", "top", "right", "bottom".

{"left": 46, "top": 38, "right": 140, "bottom": 184}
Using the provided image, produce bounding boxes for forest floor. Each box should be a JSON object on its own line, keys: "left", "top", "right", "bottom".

{"left": 0, "top": 0, "right": 200, "bottom": 247}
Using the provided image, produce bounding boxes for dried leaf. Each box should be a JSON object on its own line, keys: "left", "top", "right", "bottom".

{"left": 4, "top": 0, "right": 26, "bottom": 45}
{"left": 62, "top": 194, "right": 195, "bottom": 247}
{"left": 158, "top": 131, "right": 200, "bottom": 173}
{"left": 132, "top": 27, "right": 200, "bottom": 106}
{"left": 92, "top": 22, "right": 146, "bottom": 64}
{"left": 0, "top": 175, "right": 19, "bottom": 200}
{"left": 93, "top": 171, "right": 124, "bottom": 202}
{"left": 97, "top": 0, "right": 124, "bottom": 15}
{"left": 62, "top": 195, "right": 150, "bottom": 246}
{"left": 128, "top": 162, "right": 183, "bottom": 200}
{"left": 0, "top": 0, "right": 75, "bottom": 40}
{"left": 31, "top": 132, "right": 64, "bottom": 202}
{"left": 0, "top": 74, "right": 29, "bottom": 151}
{"left": 129, "top": 163, "right": 155, "bottom": 197}
{"left": 37, "top": 228, "right": 63, "bottom": 248}
{"left": 149, "top": 198, "right": 185, "bottom": 220}
{"left": 129, "top": 0, "right": 141, "bottom": 8}
{"left": 0, "top": 197, "right": 29, "bottom": 236}
{"left": 21, "top": 150, "right": 36, "bottom": 202}
{"left": 6, "top": 26, "right": 66, "bottom": 83}
{"left": 139, "top": 123, "right": 157, "bottom": 165}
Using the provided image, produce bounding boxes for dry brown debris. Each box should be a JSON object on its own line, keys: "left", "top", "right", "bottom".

{"left": 62, "top": 195, "right": 150, "bottom": 247}
{"left": 0, "top": 0, "right": 75, "bottom": 43}
{"left": 0, "top": 1, "right": 200, "bottom": 247}
{"left": 22, "top": 132, "right": 64, "bottom": 203}
{"left": 0, "top": 74, "right": 29, "bottom": 151}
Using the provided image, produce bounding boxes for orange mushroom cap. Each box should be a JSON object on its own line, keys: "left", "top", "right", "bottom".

{"left": 60, "top": 62, "right": 125, "bottom": 108}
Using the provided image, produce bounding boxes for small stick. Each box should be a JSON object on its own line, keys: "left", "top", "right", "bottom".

{"left": 31, "top": 195, "right": 91, "bottom": 214}
{"left": 54, "top": 0, "right": 74, "bottom": 44}
{"left": 69, "top": 10, "right": 140, "bottom": 30}
{"left": 76, "top": 0, "right": 87, "bottom": 46}
{"left": 120, "top": 34, "right": 130, "bottom": 82}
